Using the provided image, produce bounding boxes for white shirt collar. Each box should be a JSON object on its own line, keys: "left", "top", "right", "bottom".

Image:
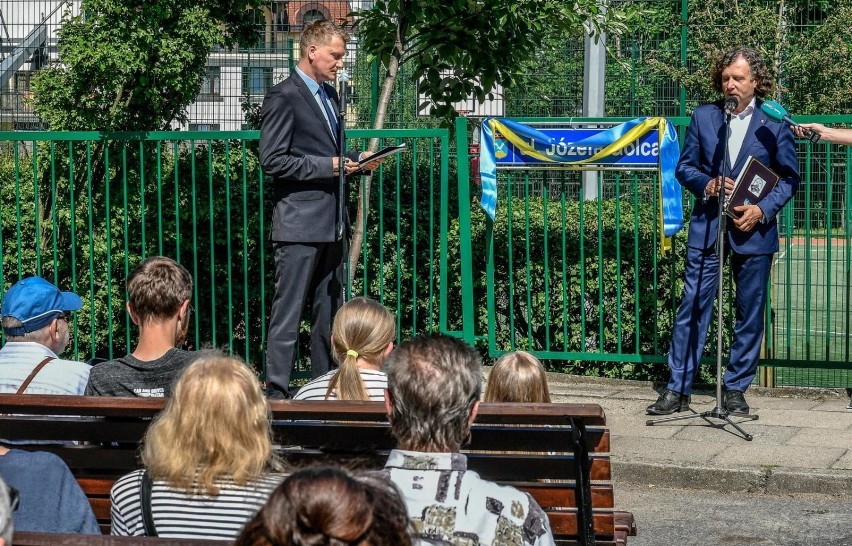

{"left": 732, "top": 98, "right": 756, "bottom": 120}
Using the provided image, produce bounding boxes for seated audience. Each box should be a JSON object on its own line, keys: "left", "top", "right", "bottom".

{"left": 236, "top": 466, "right": 412, "bottom": 546}
{"left": 0, "top": 475, "right": 13, "bottom": 546}
{"left": 0, "top": 446, "right": 99, "bottom": 534}
{"left": 294, "top": 297, "right": 394, "bottom": 401}
{"left": 484, "top": 350, "right": 551, "bottom": 403}
{"left": 380, "top": 334, "right": 555, "bottom": 546}
{"left": 110, "top": 352, "right": 284, "bottom": 539}
{"left": 0, "top": 277, "right": 90, "bottom": 395}
{"left": 86, "top": 256, "right": 196, "bottom": 397}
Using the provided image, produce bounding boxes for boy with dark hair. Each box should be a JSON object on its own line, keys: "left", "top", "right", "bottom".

{"left": 86, "top": 256, "right": 195, "bottom": 397}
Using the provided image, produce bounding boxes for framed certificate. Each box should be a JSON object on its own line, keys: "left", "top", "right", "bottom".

{"left": 724, "top": 156, "right": 780, "bottom": 219}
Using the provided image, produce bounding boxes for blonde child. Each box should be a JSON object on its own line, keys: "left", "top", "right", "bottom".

{"left": 484, "top": 350, "right": 551, "bottom": 403}
{"left": 294, "top": 297, "right": 395, "bottom": 401}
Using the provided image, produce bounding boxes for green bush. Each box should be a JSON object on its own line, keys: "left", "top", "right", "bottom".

{"left": 446, "top": 191, "right": 733, "bottom": 383}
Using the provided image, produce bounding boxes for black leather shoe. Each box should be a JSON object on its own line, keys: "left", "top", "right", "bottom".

{"left": 724, "top": 390, "right": 749, "bottom": 415}
{"left": 646, "top": 389, "right": 690, "bottom": 415}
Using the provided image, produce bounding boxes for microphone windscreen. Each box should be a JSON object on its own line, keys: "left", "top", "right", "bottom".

{"left": 760, "top": 100, "right": 788, "bottom": 123}
{"left": 724, "top": 97, "right": 738, "bottom": 113}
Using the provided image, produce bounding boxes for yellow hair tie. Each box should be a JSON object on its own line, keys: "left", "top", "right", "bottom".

{"left": 345, "top": 349, "right": 359, "bottom": 359}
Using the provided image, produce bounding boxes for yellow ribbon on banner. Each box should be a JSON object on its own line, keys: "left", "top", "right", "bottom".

{"left": 489, "top": 119, "right": 556, "bottom": 163}
{"left": 488, "top": 117, "right": 676, "bottom": 254}
{"left": 655, "top": 118, "right": 673, "bottom": 254}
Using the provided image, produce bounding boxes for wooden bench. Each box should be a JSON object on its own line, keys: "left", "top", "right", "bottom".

{"left": 0, "top": 394, "right": 636, "bottom": 546}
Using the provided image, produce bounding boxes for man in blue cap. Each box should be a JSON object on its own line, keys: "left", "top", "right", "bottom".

{"left": 0, "top": 277, "right": 91, "bottom": 395}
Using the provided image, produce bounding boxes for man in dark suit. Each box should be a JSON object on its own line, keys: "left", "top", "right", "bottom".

{"left": 647, "top": 47, "right": 800, "bottom": 416}
{"left": 259, "top": 20, "right": 375, "bottom": 398}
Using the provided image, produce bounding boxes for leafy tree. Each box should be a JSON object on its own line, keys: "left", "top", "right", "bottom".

{"left": 346, "top": 0, "right": 640, "bottom": 274}
{"left": 785, "top": 3, "right": 852, "bottom": 114}
{"left": 31, "top": 0, "right": 263, "bottom": 131}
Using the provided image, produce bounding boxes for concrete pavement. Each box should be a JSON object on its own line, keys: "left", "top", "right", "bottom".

{"left": 544, "top": 374, "right": 852, "bottom": 497}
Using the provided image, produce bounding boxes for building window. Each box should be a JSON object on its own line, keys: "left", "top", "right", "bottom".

{"left": 188, "top": 123, "right": 221, "bottom": 131}
{"left": 273, "top": 1, "right": 289, "bottom": 32}
{"left": 302, "top": 9, "right": 324, "bottom": 25}
{"left": 199, "top": 67, "right": 222, "bottom": 101}
{"left": 13, "top": 71, "right": 34, "bottom": 95}
{"left": 242, "top": 67, "right": 273, "bottom": 97}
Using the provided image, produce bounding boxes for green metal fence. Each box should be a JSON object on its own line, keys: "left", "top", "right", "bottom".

{"left": 475, "top": 115, "right": 852, "bottom": 388}
{"left": 0, "top": 126, "right": 471, "bottom": 376}
{"left": 1, "top": 116, "right": 850, "bottom": 387}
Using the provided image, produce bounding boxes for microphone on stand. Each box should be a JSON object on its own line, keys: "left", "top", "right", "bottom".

{"left": 724, "top": 97, "right": 738, "bottom": 116}
{"left": 760, "top": 100, "right": 821, "bottom": 143}
{"left": 337, "top": 68, "right": 350, "bottom": 117}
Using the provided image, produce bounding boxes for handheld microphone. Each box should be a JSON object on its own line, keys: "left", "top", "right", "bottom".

{"left": 761, "top": 100, "right": 820, "bottom": 143}
{"left": 724, "top": 97, "right": 738, "bottom": 115}
{"left": 760, "top": 100, "right": 797, "bottom": 126}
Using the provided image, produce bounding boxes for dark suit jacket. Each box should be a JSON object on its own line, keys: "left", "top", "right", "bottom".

{"left": 259, "top": 72, "right": 360, "bottom": 243}
{"left": 675, "top": 98, "right": 800, "bottom": 254}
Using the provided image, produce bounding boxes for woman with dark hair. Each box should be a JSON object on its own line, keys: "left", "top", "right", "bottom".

{"left": 236, "top": 466, "right": 413, "bottom": 546}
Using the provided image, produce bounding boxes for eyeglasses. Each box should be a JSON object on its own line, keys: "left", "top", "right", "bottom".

{"left": 6, "top": 485, "right": 19, "bottom": 511}
{"left": 62, "top": 311, "right": 73, "bottom": 323}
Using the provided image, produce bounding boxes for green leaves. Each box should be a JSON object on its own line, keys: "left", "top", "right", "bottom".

{"left": 354, "top": 0, "right": 636, "bottom": 126}
{"left": 31, "top": 0, "right": 264, "bottom": 131}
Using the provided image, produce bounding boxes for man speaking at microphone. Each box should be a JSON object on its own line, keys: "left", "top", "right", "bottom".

{"left": 260, "top": 19, "right": 379, "bottom": 398}
{"left": 647, "top": 47, "right": 800, "bottom": 416}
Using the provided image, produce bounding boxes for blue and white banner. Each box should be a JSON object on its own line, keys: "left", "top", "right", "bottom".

{"left": 479, "top": 117, "right": 684, "bottom": 252}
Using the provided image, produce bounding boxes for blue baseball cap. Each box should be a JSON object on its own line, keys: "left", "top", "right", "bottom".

{"left": 1, "top": 277, "right": 82, "bottom": 336}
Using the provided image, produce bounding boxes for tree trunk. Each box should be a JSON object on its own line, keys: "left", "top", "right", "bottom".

{"left": 347, "top": 26, "right": 405, "bottom": 278}
{"left": 773, "top": 0, "right": 787, "bottom": 102}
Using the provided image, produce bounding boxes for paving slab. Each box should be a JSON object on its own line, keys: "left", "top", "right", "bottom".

{"left": 531, "top": 371, "right": 852, "bottom": 497}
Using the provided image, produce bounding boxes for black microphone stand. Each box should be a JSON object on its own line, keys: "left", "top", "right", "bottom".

{"left": 336, "top": 70, "right": 349, "bottom": 242}
{"left": 647, "top": 97, "right": 759, "bottom": 441}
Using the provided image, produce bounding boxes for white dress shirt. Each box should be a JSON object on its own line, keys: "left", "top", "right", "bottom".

{"left": 727, "top": 98, "right": 755, "bottom": 168}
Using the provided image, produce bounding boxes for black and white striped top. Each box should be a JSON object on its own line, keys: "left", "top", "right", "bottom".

{"left": 110, "top": 469, "right": 283, "bottom": 539}
{"left": 293, "top": 369, "right": 388, "bottom": 401}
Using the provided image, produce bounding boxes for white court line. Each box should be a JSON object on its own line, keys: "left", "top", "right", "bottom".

{"left": 776, "top": 326, "right": 851, "bottom": 337}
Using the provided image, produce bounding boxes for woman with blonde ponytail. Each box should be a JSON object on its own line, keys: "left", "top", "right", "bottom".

{"left": 294, "top": 297, "right": 395, "bottom": 401}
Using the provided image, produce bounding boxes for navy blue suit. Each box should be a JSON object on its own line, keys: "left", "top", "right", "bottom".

{"left": 667, "top": 98, "right": 800, "bottom": 395}
{"left": 260, "top": 72, "right": 360, "bottom": 394}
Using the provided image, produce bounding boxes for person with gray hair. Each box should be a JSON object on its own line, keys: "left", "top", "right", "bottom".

{"left": 379, "top": 334, "right": 555, "bottom": 546}
{"left": 0, "top": 276, "right": 90, "bottom": 396}
{"left": 0, "top": 474, "right": 12, "bottom": 546}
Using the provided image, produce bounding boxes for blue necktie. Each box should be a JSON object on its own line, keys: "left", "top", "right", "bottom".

{"left": 318, "top": 86, "right": 339, "bottom": 141}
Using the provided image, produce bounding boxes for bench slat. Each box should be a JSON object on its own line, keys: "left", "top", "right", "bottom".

{"left": 12, "top": 532, "right": 227, "bottom": 545}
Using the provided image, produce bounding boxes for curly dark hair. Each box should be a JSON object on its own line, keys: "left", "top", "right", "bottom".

{"left": 711, "top": 47, "right": 774, "bottom": 98}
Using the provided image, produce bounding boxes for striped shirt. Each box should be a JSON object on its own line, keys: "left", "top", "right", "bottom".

{"left": 293, "top": 368, "right": 388, "bottom": 401}
{"left": 110, "top": 469, "right": 283, "bottom": 540}
{"left": 0, "top": 342, "right": 90, "bottom": 395}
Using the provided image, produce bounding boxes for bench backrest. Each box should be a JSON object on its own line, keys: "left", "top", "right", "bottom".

{"left": 0, "top": 395, "right": 620, "bottom": 546}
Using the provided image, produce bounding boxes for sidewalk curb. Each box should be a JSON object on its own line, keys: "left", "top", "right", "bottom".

{"left": 612, "top": 460, "right": 852, "bottom": 498}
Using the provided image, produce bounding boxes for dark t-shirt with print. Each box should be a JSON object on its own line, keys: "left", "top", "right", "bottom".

{"left": 84, "top": 348, "right": 196, "bottom": 397}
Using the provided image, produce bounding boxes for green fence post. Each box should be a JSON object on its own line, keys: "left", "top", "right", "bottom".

{"left": 454, "top": 117, "right": 475, "bottom": 346}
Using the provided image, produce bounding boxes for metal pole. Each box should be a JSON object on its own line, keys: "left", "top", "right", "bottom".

{"left": 582, "top": 20, "right": 606, "bottom": 201}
